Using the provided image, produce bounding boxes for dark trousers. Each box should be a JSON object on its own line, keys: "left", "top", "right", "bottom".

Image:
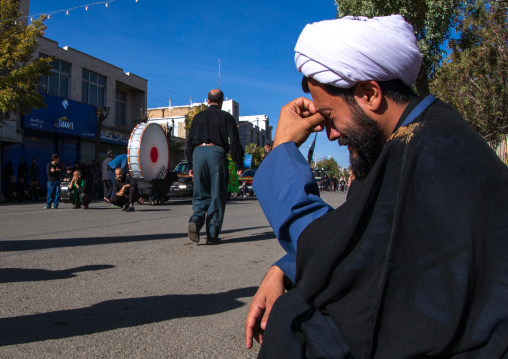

{"left": 190, "top": 146, "right": 228, "bottom": 238}
{"left": 72, "top": 193, "right": 91, "bottom": 206}
{"left": 110, "top": 187, "right": 139, "bottom": 207}
{"left": 102, "top": 180, "right": 113, "bottom": 199}
{"left": 258, "top": 289, "right": 352, "bottom": 359}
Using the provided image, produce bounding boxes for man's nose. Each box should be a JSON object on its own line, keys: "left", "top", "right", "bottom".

{"left": 326, "top": 123, "right": 341, "bottom": 141}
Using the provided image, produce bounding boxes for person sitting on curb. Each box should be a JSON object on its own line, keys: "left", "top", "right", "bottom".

{"left": 109, "top": 168, "right": 139, "bottom": 212}
{"left": 68, "top": 170, "right": 91, "bottom": 209}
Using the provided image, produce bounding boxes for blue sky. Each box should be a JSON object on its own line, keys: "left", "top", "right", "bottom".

{"left": 28, "top": 0, "right": 351, "bottom": 168}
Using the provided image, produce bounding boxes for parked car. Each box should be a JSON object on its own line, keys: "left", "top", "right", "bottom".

{"left": 169, "top": 161, "right": 193, "bottom": 197}
{"left": 238, "top": 169, "right": 256, "bottom": 197}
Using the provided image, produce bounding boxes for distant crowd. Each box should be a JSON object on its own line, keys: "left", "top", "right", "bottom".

{"left": 1, "top": 157, "right": 103, "bottom": 203}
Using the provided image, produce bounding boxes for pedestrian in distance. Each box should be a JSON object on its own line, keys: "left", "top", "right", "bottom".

{"left": 45, "top": 153, "right": 61, "bottom": 209}
{"left": 29, "top": 157, "right": 40, "bottom": 182}
{"left": 245, "top": 14, "right": 508, "bottom": 358}
{"left": 185, "top": 89, "right": 244, "bottom": 245}
{"left": 102, "top": 150, "right": 114, "bottom": 202}
{"left": 17, "top": 157, "right": 28, "bottom": 183}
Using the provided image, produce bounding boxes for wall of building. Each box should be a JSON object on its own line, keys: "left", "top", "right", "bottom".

{"left": 238, "top": 115, "right": 272, "bottom": 149}
{"left": 1, "top": 36, "right": 147, "bottom": 191}
{"left": 36, "top": 37, "right": 147, "bottom": 131}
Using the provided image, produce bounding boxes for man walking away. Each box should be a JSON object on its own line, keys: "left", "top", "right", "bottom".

{"left": 185, "top": 89, "right": 244, "bottom": 245}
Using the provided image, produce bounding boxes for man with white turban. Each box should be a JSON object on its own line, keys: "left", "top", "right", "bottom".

{"left": 245, "top": 15, "right": 508, "bottom": 358}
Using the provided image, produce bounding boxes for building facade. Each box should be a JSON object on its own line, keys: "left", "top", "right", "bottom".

{"left": 1, "top": 36, "right": 147, "bottom": 189}
{"left": 146, "top": 99, "right": 272, "bottom": 167}
{"left": 238, "top": 114, "right": 272, "bottom": 149}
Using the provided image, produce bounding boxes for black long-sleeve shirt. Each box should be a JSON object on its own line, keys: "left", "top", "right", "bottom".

{"left": 46, "top": 162, "right": 61, "bottom": 182}
{"left": 113, "top": 174, "right": 137, "bottom": 195}
{"left": 185, "top": 105, "right": 244, "bottom": 169}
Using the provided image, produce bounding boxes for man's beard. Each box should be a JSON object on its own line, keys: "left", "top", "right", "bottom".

{"left": 338, "top": 102, "right": 384, "bottom": 180}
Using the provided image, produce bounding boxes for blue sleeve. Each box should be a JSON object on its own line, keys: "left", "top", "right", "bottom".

{"left": 253, "top": 142, "right": 333, "bottom": 282}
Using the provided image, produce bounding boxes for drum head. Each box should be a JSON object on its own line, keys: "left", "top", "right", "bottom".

{"left": 128, "top": 123, "right": 170, "bottom": 180}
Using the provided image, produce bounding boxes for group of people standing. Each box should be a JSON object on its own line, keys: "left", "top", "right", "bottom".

{"left": 320, "top": 174, "right": 347, "bottom": 192}
{"left": 2, "top": 158, "right": 44, "bottom": 203}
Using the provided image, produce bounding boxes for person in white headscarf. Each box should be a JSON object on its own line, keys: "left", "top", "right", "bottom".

{"left": 245, "top": 14, "right": 508, "bottom": 359}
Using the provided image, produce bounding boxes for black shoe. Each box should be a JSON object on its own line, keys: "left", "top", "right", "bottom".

{"left": 122, "top": 203, "right": 129, "bottom": 211}
{"left": 188, "top": 220, "right": 200, "bottom": 243}
{"left": 125, "top": 206, "right": 135, "bottom": 212}
{"left": 73, "top": 205, "right": 81, "bottom": 209}
{"left": 206, "top": 236, "right": 222, "bottom": 245}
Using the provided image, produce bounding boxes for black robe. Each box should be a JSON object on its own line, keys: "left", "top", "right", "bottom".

{"left": 296, "top": 100, "right": 508, "bottom": 358}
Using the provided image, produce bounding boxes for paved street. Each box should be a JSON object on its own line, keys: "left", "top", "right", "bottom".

{"left": 0, "top": 191, "right": 347, "bottom": 358}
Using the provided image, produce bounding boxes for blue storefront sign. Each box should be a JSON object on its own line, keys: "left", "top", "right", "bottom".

{"left": 24, "top": 94, "right": 97, "bottom": 137}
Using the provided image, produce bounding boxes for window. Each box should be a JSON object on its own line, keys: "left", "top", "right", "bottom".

{"left": 82, "top": 69, "right": 106, "bottom": 107}
{"left": 115, "top": 89, "right": 127, "bottom": 126}
{"left": 39, "top": 55, "right": 70, "bottom": 98}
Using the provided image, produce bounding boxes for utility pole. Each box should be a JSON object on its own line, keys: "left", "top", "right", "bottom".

{"left": 218, "top": 58, "right": 221, "bottom": 90}
{"left": 169, "top": 97, "right": 171, "bottom": 108}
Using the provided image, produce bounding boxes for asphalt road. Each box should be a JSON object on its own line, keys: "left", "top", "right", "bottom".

{"left": 0, "top": 190, "right": 347, "bottom": 358}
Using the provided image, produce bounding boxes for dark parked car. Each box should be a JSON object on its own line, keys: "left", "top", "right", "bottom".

{"left": 169, "top": 161, "right": 193, "bottom": 197}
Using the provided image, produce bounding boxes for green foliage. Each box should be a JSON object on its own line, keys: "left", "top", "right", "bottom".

{"left": 244, "top": 143, "right": 264, "bottom": 168}
{"left": 431, "top": 0, "right": 507, "bottom": 139}
{"left": 315, "top": 157, "right": 341, "bottom": 176}
{"left": 184, "top": 104, "right": 207, "bottom": 131}
{"left": 335, "top": 0, "right": 462, "bottom": 96}
{"left": 0, "top": 0, "right": 52, "bottom": 115}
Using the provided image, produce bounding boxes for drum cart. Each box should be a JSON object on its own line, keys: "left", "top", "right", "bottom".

{"left": 136, "top": 172, "right": 179, "bottom": 205}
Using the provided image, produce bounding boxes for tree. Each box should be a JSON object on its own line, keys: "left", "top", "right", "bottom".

{"left": 315, "top": 157, "right": 341, "bottom": 176}
{"left": 335, "top": 0, "right": 462, "bottom": 96}
{"left": 184, "top": 104, "right": 207, "bottom": 131}
{"left": 431, "top": 0, "right": 507, "bottom": 139}
{"left": 0, "top": 0, "right": 51, "bottom": 117}
{"left": 244, "top": 143, "right": 264, "bottom": 168}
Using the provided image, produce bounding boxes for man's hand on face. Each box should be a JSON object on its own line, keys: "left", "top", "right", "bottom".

{"left": 272, "top": 97, "right": 325, "bottom": 149}
{"left": 245, "top": 265, "right": 286, "bottom": 349}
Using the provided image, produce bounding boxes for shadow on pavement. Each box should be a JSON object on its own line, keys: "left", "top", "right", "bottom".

{"left": 0, "top": 265, "right": 115, "bottom": 283}
{"left": 0, "top": 226, "right": 271, "bottom": 252}
{"left": 0, "top": 233, "right": 185, "bottom": 252}
{"left": 223, "top": 231, "right": 276, "bottom": 244}
{"left": 0, "top": 286, "right": 258, "bottom": 346}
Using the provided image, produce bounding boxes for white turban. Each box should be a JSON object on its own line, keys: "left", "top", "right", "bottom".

{"left": 294, "top": 15, "right": 422, "bottom": 88}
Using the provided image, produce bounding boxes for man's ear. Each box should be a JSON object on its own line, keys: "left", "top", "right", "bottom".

{"left": 353, "top": 81, "right": 383, "bottom": 112}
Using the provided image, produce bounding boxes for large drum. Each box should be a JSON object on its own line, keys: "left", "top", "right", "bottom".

{"left": 127, "top": 123, "right": 170, "bottom": 180}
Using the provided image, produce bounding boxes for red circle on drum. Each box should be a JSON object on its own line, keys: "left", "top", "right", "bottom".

{"left": 150, "top": 146, "right": 158, "bottom": 164}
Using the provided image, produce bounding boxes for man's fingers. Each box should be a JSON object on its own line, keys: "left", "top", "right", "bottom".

{"left": 245, "top": 301, "right": 265, "bottom": 349}
{"left": 292, "top": 96, "right": 318, "bottom": 114}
